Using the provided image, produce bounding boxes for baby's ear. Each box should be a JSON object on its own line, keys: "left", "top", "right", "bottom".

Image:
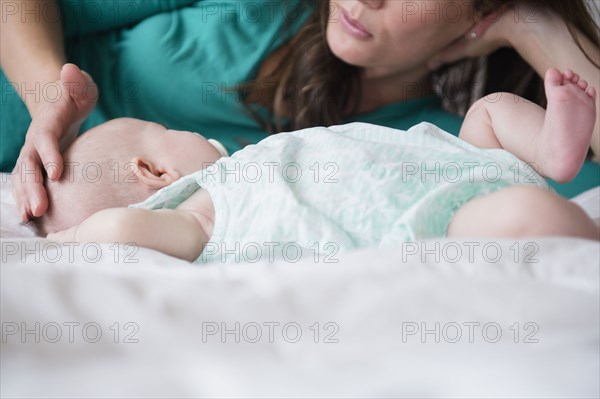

{"left": 130, "top": 157, "right": 182, "bottom": 189}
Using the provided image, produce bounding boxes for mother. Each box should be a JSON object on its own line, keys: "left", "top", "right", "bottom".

{"left": 2, "top": 0, "right": 599, "bottom": 221}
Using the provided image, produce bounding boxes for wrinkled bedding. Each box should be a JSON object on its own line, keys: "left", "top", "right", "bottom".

{"left": 1, "top": 174, "right": 599, "bottom": 398}
{"left": 2, "top": 237, "right": 599, "bottom": 398}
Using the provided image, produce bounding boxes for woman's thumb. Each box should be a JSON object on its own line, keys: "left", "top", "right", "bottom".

{"left": 60, "top": 63, "right": 98, "bottom": 105}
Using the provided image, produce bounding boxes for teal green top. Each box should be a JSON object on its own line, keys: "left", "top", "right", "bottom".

{"left": 0, "top": 0, "right": 597, "bottom": 198}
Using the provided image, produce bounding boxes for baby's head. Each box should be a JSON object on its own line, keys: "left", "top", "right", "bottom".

{"left": 33, "top": 118, "right": 224, "bottom": 235}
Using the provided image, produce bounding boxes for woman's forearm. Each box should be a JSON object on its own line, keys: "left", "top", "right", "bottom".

{"left": 0, "top": 0, "right": 66, "bottom": 116}
{"left": 508, "top": 11, "right": 600, "bottom": 157}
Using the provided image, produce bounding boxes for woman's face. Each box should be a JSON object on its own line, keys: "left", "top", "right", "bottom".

{"left": 327, "top": 0, "right": 477, "bottom": 75}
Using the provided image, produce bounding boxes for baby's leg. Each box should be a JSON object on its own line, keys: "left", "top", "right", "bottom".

{"left": 459, "top": 68, "right": 596, "bottom": 183}
{"left": 447, "top": 186, "right": 599, "bottom": 240}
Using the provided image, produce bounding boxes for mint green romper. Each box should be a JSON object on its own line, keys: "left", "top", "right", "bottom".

{"left": 1, "top": 0, "right": 596, "bottom": 197}
{"left": 130, "top": 122, "right": 548, "bottom": 264}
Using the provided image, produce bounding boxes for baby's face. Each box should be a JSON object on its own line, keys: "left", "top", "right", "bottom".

{"left": 38, "top": 118, "right": 223, "bottom": 234}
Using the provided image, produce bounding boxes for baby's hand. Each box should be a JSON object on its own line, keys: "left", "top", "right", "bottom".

{"left": 47, "top": 225, "right": 79, "bottom": 242}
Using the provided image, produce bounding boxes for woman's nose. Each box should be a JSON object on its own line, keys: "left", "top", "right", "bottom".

{"left": 358, "top": 0, "right": 384, "bottom": 9}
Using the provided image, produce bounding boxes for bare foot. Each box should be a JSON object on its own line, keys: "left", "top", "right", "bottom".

{"left": 539, "top": 68, "right": 596, "bottom": 183}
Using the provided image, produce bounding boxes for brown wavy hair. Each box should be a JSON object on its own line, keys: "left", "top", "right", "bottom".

{"left": 242, "top": 0, "right": 599, "bottom": 134}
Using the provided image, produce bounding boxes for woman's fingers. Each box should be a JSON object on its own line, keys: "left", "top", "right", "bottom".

{"left": 11, "top": 168, "right": 31, "bottom": 222}
{"left": 10, "top": 63, "right": 98, "bottom": 221}
{"left": 26, "top": 167, "right": 50, "bottom": 218}
{"left": 11, "top": 149, "right": 48, "bottom": 221}
{"left": 14, "top": 117, "right": 64, "bottom": 220}
{"left": 34, "top": 129, "right": 64, "bottom": 181}
{"left": 13, "top": 113, "right": 64, "bottom": 220}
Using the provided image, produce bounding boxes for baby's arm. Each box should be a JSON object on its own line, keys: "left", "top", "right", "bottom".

{"left": 48, "top": 208, "right": 207, "bottom": 262}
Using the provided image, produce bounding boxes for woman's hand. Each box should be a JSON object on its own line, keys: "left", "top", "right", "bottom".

{"left": 12, "top": 63, "right": 98, "bottom": 222}
{"left": 427, "top": 3, "right": 535, "bottom": 70}
{"left": 428, "top": 3, "right": 600, "bottom": 157}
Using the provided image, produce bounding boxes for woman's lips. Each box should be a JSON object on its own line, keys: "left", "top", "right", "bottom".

{"left": 339, "top": 7, "right": 373, "bottom": 40}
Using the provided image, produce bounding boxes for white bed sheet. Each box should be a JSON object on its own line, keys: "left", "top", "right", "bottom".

{"left": 2, "top": 236, "right": 599, "bottom": 398}
{"left": 1, "top": 173, "right": 599, "bottom": 398}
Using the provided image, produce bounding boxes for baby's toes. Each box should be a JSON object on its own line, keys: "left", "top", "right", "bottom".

{"left": 545, "top": 68, "right": 563, "bottom": 87}
{"left": 578, "top": 79, "right": 588, "bottom": 91}
{"left": 586, "top": 86, "right": 597, "bottom": 99}
{"left": 563, "top": 69, "right": 575, "bottom": 82}
{"left": 570, "top": 73, "right": 581, "bottom": 84}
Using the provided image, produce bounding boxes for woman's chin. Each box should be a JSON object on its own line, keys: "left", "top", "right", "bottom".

{"left": 326, "top": 29, "right": 371, "bottom": 67}
{"left": 329, "top": 45, "right": 371, "bottom": 67}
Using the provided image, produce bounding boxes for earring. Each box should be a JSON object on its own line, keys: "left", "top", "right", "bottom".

{"left": 469, "top": 31, "right": 478, "bottom": 39}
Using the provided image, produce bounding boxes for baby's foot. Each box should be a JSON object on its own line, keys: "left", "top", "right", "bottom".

{"left": 539, "top": 68, "right": 596, "bottom": 183}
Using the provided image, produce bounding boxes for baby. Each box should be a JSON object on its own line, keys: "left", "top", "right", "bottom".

{"left": 42, "top": 68, "right": 599, "bottom": 263}
{"left": 33, "top": 118, "right": 227, "bottom": 235}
